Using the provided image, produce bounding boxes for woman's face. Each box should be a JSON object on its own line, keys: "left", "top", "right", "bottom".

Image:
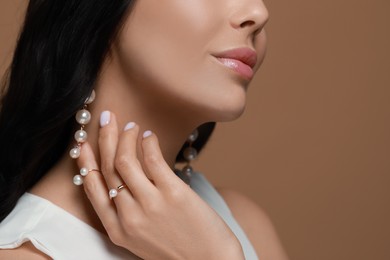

{"left": 115, "top": 0, "right": 268, "bottom": 122}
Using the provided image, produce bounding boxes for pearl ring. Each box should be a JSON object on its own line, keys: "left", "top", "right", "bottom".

{"left": 73, "top": 168, "right": 101, "bottom": 186}
{"left": 109, "top": 184, "right": 127, "bottom": 199}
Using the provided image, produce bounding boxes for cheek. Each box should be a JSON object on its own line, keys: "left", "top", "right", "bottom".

{"left": 115, "top": 0, "right": 247, "bottom": 121}
{"left": 117, "top": 1, "right": 224, "bottom": 92}
{"left": 120, "top": 0, "right": 223, "bottom": 71}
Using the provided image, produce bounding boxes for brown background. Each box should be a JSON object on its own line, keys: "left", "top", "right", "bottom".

{"left": 1, "top": 1, "right": 389, "bottom": 259}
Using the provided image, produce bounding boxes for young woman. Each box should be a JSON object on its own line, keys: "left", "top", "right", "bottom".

{"left": 0, "top": 0, "right": 288, "bottom": 259}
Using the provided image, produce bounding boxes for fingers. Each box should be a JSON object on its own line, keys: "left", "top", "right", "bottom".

{"left": 141, "top": 131, "right": 179, "bottom": 189}
{"left": 115, "top": 122, "right": 157, "bottom": 200}
{"left": 99, "top": 111, "right": 160, "bottom": 211}
{"left": 98, "top": 111, "right": 127, "bottom": 191}
{"left": 76, "top": 142, "right": 121, "bottom": 233}
{"left": 84, "top": 110, "right": 179, "bottom": 209}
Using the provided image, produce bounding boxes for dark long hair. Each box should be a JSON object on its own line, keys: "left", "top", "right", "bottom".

{"left": 0, "top": 0, "right": 215, "bottom": 222}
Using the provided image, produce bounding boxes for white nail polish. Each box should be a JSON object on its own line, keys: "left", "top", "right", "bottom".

{"left": 143, "top": 130, "right": 152, "bottom": 138}
{"left": 124, "top": 122, "right": 136, "bottom": 131}
{"left": 100, "top": 111, "right": 110, "bottom": 127}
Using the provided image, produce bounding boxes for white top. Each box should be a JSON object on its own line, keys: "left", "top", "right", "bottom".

{"left": 0, "top": 172, "right": 259, "bottom": 259}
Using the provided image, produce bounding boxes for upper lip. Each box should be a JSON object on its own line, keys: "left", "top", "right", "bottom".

{"left": 213, "top": 48, "right": 258, "bottom": 69}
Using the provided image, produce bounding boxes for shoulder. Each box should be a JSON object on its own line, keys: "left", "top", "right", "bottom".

{"left": 0, "top": 242, "right": 50, "bottom": 259}
{"left": 217, "top": 188, "right": 290, "bottom": 260}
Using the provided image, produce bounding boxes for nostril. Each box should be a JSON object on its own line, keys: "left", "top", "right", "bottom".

{"left": 240, "top": 20, "right": 255, "bottom": 28}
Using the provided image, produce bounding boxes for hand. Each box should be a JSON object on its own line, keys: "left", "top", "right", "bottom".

{"left": 77, "top": 112, "right": 244, "bottom": 260}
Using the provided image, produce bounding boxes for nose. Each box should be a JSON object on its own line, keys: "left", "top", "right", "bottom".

{"left": 229, "top": 0, "right": 269, "bottom": 36}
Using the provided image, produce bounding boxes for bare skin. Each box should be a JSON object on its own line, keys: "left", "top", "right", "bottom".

{"left": 218, "top": 189, "right": 290, "bottom": 260}
{"left": 0, "top": 0, "right": 289, "bottom": 258}
{"left": 0, "top": 122, "right": 289, "bottom": 259}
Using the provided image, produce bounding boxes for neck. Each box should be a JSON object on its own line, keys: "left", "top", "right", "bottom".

{"left": 30, "top": 54, "right": 201, "bottom": 234}
{"left": 89, "top": 54, "right": 198, "bottom": 170}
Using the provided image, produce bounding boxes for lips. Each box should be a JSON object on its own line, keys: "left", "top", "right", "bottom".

{"left": 213, "top": 48, "right": 258, "bottom": 80}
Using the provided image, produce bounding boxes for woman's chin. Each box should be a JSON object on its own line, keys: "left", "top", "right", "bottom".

{"left": 206, "top": 101, "right": 247, "bottom": 122}
{"left": 221, "top": 107, "right": 246, "bottom": 122}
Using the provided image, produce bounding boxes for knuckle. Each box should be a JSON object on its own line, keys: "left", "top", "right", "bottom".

{"left": 145, "top": 200, "right": 161, "bottom": 215}
{"left": 122, "top": 215, "right": 143, "bottom": 234}
{"left": 115, "top": 155, "right": 131, "bottom": 172}
{"left": 83, "top": 177, "right": 99, "bottom": 196}
{"left": 108, "top": 231, "right": 123, "bottom": 246}
{"left": 144, "top": 152, "right": 161, "bottom": 167}
{"left": 167, "top": 186, "right": 186, "bottom": 203}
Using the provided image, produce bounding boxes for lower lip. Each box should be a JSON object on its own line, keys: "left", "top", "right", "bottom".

{"left": 216, "top": 58, "right": 254, "bottom": 80}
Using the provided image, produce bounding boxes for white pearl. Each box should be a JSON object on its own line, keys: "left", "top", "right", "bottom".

{"left": 109, "top": 188, "right": 118, "bottom": 199}
{"left": 187, "top": 129, "right": 199, "bottom": 142}
{"left": 177, "top": 165, "right": 192, "bottom": 185}
{"left": 75, "top": 109, "right": 91, "bottom": 125}
{"left": 69, "top": 147, "right": 81, "bottom": 159}
{"left": 80, "top": 167, "right": 89, "bottom": 177}
{"left": 183, "top": 147, "right": 197, "bottom": 161}
{"left": 73, "top": 175, "right": 83, "bottom": 186}
{"left": 85, "top": 90, "right": 96, "bottom": 104}
{"left": 74, "top": 129, "right": 88, "bottom": 143}
{"left": 182, "top": 165, "right": 193, "bottom": 177}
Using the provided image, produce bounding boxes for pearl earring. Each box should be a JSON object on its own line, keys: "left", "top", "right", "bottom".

{"left": 70, "top": 90, "right": 96, "bottom": 186}
{"left": 176, "top": 128, "right": 199, "bottom": 185}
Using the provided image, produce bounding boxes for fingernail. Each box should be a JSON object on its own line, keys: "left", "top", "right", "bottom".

{"left": 143, "top": 130, "right": 152, "bottom": 138}
{"left": 124, "top": 122, "right": 136, "bottom": 131}
{"left": 100, "top": 111, "right": 110, "bottom": 127}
